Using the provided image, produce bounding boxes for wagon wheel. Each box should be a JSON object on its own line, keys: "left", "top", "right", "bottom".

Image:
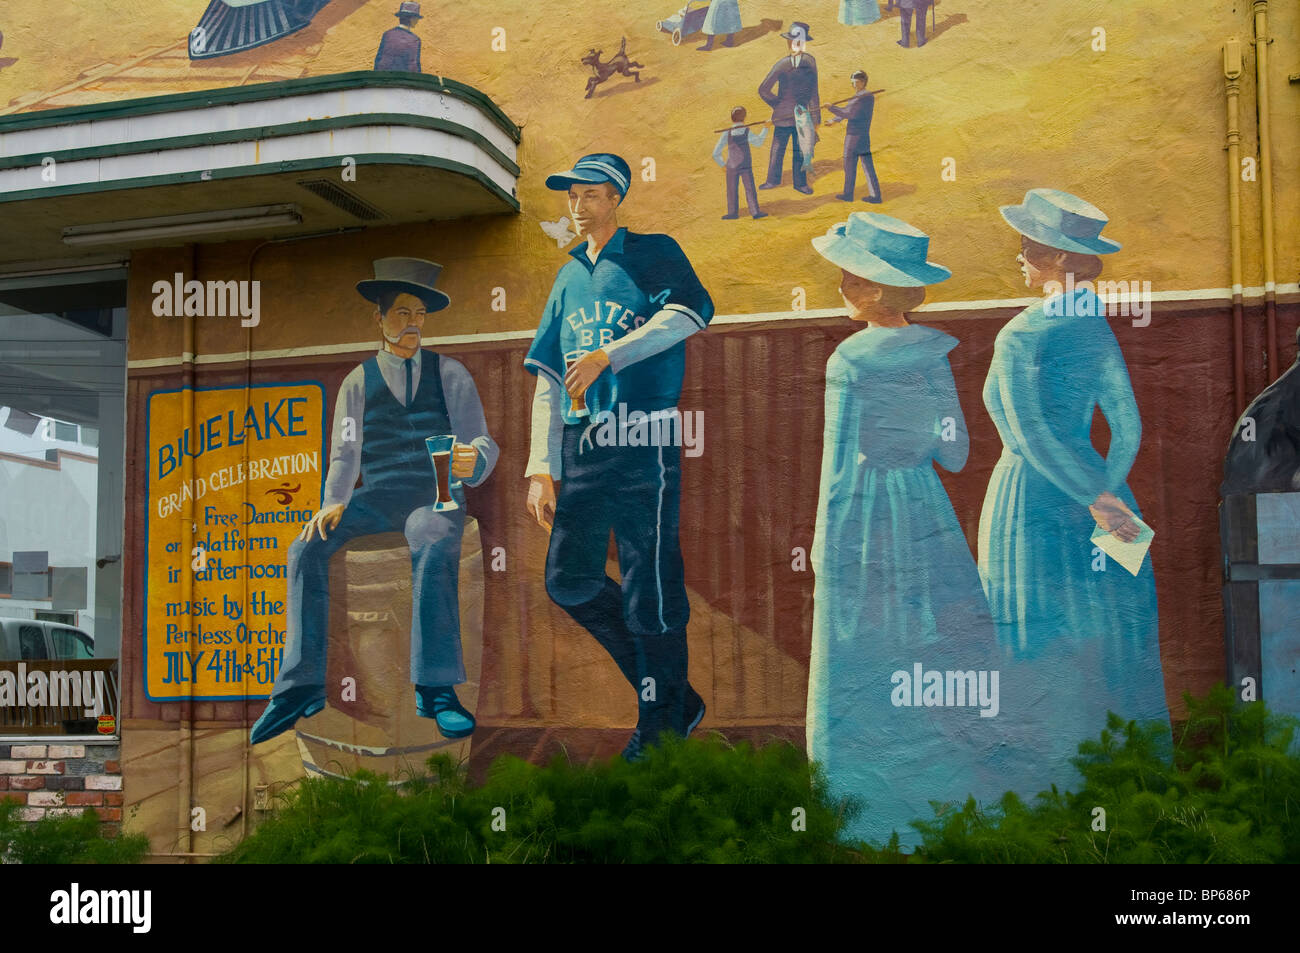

{"left": 672, "top": 27, "right": 682, "bottom": 46}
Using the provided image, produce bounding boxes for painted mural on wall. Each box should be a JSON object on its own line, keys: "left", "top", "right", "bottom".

{"left": 1223, "top": 329, "right": 1300, "bottom": 744}
{"left": 523, "top": 153, "right": 712, "bottom": 760}
{"left": 13, "top": 0, "right": 1295, "bottom": 850}
{"left": 247, "top": 259, "right": 499, "bottom": 769}
{"left": 143, "top": 382, "right": 325, "bottom": 700}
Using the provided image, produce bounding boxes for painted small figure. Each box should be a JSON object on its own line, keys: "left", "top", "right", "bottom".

{"left": 374, "top": 1, "right": 423, "bottom": 72}
{"left": 713, "top": 106, "right": 769, "bottom": 220}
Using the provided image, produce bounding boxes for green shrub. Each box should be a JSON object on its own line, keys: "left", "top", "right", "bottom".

{"left": 905, "top": 686, "right": 1300, "bottom": 863}
{"left": 219, "top": 688, "right": 1300, "bottom": 864}
{"left": 222, "top": 734, "right": 875, "bottom": 864}
{"left": 0, "top": 800, "right": 150, "bottom": 864}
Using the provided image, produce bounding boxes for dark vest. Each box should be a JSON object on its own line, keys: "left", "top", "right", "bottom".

{"left": 359, "top": 349, "right": 450, "bottom": 501}
{"left": 726, "top": 128, "right": 753, "bottom": 170}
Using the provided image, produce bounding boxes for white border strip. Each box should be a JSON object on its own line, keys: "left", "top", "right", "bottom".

{"left": 127, "top": 284, "right": 1300, "bottom": 369}
{"left": 0, "top": 124, "right": 516, "bottom": 200}
{"left": 0, "top": 86, "right": 518, "bottom": 167}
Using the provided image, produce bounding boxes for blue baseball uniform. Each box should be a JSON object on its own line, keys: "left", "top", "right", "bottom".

{"left": 525, "top": 226, "right": 713, "bottom": 639}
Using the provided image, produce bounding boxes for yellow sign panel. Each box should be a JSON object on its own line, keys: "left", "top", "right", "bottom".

{"left": 145, "top": 384, "right": 325, "bottom": 701}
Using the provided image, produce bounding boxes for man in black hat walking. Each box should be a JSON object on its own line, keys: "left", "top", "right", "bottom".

{"left": 374, "top": 1, "right": 424, "bottom": 72}
{"left": 757, "top": 21, "right": 820, "bottom": 196}
{"left": 251, "top": 257, "right": 499, "bottom": 745}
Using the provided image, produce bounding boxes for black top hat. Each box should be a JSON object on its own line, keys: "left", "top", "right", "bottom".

{"left": 395, "top": 2, "right": 423, "bottom": 20}
{"left": 356, "top": 257, "right": 450, "bottom": 312}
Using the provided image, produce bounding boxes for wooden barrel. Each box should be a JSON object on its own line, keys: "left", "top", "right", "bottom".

{"left": 296, "top": 516, "right": 483, "bottom": 782}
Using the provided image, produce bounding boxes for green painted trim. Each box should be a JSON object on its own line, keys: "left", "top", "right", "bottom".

{"left": 0, "top": 153, "right": 521, "bottom": 212}
{"left": 0, "top": 113, "right": 520, "bottom": 178}
{"left": 0, "top": 71, "right": 521, "bottom": 142}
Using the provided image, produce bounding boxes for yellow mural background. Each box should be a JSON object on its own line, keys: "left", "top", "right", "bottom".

{"left": 3, "top": 0, "right": 1296, "bottom": 357}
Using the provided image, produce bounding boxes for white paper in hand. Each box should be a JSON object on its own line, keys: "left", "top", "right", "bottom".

{"left": 1090, "top": 517, "right": 1154, "bottom": 576}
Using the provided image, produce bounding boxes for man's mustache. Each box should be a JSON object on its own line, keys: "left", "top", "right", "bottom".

{"left": 382, "top": 325, "right": 423, "bottom": 343}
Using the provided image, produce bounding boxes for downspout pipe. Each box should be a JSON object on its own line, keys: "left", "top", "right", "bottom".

{"left": 1225, "top": 36, "right": 1246, "bottom": 415}
{"left": 179, "top": 243, "right": 197, "bottom": 861}
{"left": 1252, "top": 1, "right": 1279, "bottom": 382}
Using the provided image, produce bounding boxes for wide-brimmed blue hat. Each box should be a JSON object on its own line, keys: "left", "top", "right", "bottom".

{"left": 356, "top": 257, "right": 450, "bottom": 312}
{"left": 812, "top": 212, "right": 951, "bottom": 286}
{"left": 1000, "top": 188, "right": 1121, "bottom": 254}
{"left": 782, "top": 22, "right": 814, "bottom": 42}
{"left": 545, "top": 153, "right": 632, "bottom": 198}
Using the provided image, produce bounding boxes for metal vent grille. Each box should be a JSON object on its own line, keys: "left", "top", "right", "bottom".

{"left": 296, "top": 179, "right": 384, "bottom": 221}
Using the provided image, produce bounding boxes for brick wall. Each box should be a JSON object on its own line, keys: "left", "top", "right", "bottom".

{"left": 0, "top": 743, "right": 123, "bottom": 825}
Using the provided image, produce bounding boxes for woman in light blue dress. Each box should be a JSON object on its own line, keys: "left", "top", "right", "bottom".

{"left": 977, "top": 189, "right": 1171, "bottom": 796}
{"left": 839, "top": 0, "right": 882, "bottom": 26}
{"left": 698, "top": 0, "right": 742, "bottom": 49}
{"left": 806, "top": 212, "right": 1005, "bottom": 849}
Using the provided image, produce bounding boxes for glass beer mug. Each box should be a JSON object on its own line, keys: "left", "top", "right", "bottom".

{"left": 564, "top": 354, "right": 591, "bottom": 418}
{"left": 424, "top": 434, "right": 462, "bottom": 512}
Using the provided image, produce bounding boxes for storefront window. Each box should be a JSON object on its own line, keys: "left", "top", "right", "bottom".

{"left": 0, "top": 268, "right": 126, "bottom": 737}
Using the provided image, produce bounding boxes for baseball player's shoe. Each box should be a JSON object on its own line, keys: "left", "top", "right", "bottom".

{"left": 621, "top": 728, "right": 647, "bottom": 763}
{"left": 415, "top": 685, "right": 477, "bottom": 739}
{"left": 683, "top": 686, "right": 706, "bottom": 737}
{"left": 250, "top": 686, "right": 326, "bottom": 745}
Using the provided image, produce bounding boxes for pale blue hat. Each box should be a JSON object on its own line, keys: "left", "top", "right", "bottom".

{"left": 812, "top": 212, "right": 951, "bottom": 286}
{"left": 1000, "top": 188, "right": 1121, "bottom": 254}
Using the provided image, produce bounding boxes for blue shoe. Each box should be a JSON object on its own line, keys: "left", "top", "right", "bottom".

{"left": 415, "top": 685, "right": 476, "bottom": 739}
{"left": 683, "top": 686, "right": 706, "bottom": 737}
{"left": 621, "top": 728, "right": 646, "bottom": 763}
{"left": 250, "top": 688, "right": 325, "bottom": 745}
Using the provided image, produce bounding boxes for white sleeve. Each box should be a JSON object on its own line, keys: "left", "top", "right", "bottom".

{"left": 526, "top": 373, "right": 564, "bottom": 479}
{"left": 321, "top": 366, "right": 365, "bottom": 509}
{"left": 440, "top": 357, "right": 499, "bottom": 487}
{"left": 601, "top": 308, "right": 702, "bottom": 375}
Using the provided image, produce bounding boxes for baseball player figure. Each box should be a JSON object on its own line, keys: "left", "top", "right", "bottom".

{"left": 523, "top": 152, "right": 715, "bottom": 761}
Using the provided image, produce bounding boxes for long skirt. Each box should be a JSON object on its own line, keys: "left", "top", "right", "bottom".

{"left": 839, "top": 0, "right": 883, "bottom": 26}
{"left": 808, "top": 464, "right": 1006, "bottom": 849}
{"left": 702, "top": 0, "right": 742, "bottom": 35}
{"left": 977, "top": 448, "right": 1171, "bottom": 801}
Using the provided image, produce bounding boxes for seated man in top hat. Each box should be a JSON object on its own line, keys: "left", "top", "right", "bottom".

{"left": 374, "top": 2, "right": 424, "bottom": 72}
{"left": 251, "top": 257, "right": 499, "bottom": 745}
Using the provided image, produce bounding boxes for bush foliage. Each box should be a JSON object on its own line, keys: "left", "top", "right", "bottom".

{"left": 213, "top": 687, "right": 1298, "bottom": 863}
{"left": 0, "top": 800, "right": 150, "bottom": 864}
{"left": 910, "top": 685, "right": 1300, "bottom": 863}
{"left": 220, "top": 734, "right": 867, "bottom": 863}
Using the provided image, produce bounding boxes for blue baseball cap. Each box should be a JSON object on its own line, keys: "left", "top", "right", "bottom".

{"left": 545, "top": 153, "right": 632, "bottom": 198}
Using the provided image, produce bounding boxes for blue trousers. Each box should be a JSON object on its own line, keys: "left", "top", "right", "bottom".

{"left": 273, "top": 487, "right": 467, "bottom": 696}
{"left": 763, "top": 124, "right": 808, "bottom": 189}
{"left": 844, "top": 148, "right": 881, "bottom": 200}
{"left": 545, "top": 424, "right": 689, "bottom": 636}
